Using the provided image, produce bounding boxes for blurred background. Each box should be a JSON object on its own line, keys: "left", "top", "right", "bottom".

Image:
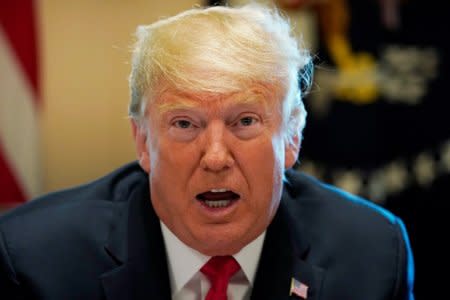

{"left": 1, "top": 0, "right": 448, "bottom": 299}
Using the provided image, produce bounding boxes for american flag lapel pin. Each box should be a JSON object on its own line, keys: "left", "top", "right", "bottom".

{"left": 290, "top": 277, "right": 308, "bottom": 299}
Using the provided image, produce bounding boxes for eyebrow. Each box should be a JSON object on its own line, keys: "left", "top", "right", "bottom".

{"left": 156, "top": 91, "right": 268, "bottom": 114}
{"left": 157, "top": 100, "right": 199, "bottom": 114}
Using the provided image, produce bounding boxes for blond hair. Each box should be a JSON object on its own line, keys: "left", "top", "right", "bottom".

{"left": 128, "top": 3, "right": 312, "bottom": 145}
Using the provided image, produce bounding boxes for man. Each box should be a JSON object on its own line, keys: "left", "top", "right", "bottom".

{"left": 0, "top": 4, "right": 414, "bottom": 300}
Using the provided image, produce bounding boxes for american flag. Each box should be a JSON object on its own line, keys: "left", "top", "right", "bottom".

{"left": 0, "top": 0, "right": 41, "bottom": 209}
{"left": 290, "top": 277, "right": 308, "bottom": 299}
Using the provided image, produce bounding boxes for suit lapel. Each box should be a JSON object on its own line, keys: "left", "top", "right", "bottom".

{"left": 251, "top": 189, "right": 325, "bottom": 300}
{"left": 100, "top": 179, "right": 171, "bottom": 300}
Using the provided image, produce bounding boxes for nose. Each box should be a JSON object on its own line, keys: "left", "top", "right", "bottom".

{"left": 199, "top": 121, "right": 234, "bottom": 172}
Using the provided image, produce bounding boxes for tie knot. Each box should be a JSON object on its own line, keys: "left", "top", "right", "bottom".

{"left": 201, "top": 256, "right": 241, "bottom": 300}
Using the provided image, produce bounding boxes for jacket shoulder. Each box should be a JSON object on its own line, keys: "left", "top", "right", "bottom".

{"left": 0, "top": 161, "right": 147, "bottom": 260}
{"left": 283, "top": 169, "right": 414, "bottom": 299}
{"left": 0, "top": 161, "right": 146, "bottom": 224}
{"left": 0, "top": 162, "right": 148, "bottom": 298}
{"left": 284, "top": 168, "right": 399, "bottom": 230}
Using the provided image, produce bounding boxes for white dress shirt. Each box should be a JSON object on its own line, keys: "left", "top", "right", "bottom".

{"left": 161, "top": 222, "right": 266, "bottom": 300}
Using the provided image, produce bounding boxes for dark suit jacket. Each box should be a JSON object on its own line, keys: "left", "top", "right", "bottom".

{"left": 0, "top": 162, "right": 414, "bottom": 300}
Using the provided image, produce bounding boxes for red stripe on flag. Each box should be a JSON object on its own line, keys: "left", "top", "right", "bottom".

{"left": 0, "top": 143, "right": 27, "bottom": 204}
{"left": 0, "top": 0, "right": 40, "bottom": 101}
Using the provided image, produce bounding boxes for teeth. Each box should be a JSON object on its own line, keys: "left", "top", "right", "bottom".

{"left": 204, "top": 200, "right": 231, "bottom": 208}
{"left": 210, "top": 188, "right": 228, "bottom": 193}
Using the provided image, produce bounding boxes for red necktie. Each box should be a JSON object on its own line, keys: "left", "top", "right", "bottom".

{"left": 200, "top": 256, "right": 241, "bottom": 300}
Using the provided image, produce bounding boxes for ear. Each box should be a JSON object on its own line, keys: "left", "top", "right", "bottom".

{"left": 284, "top": 133, "right": 300, "bottom": 169}
{"left": 131, "top": 120, "right": 151, "bottom": 173}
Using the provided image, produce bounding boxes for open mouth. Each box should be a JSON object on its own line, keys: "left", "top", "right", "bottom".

{"left": 196, "top": 189, "right": 240, "bottom": 208}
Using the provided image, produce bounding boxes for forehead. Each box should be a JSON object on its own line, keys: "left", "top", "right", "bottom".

{"left": 153, "top": 83, "right": 282, "bottom": 113}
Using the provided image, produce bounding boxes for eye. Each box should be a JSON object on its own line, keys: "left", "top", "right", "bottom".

{"left": 173, "top": 119, "right": 193, "bottom": 129}
{"left": 239, "top": 116, "right": 256, "bottom": 126}
{"left": 169, "top": 117, "right": 200, "bottom": 142}
{"left": 231, "top": 114, "right": 263, "bottom": 139}
{"left": 234, "top": 115, "right": 260, "bottom": 128}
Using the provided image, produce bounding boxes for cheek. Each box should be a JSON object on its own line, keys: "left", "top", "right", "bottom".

{"left": 240, "top": 135, "right": 284, "bottom": 199}
{"left": 259, "top": 134, "right": 285, "bottom": 206}
{"left": 148, "top": 137, "right": 201, "bottom": 199}
{"left": 149, "top": 153, "right": 190, "bottom": 221}
{"left": 149, "top": 135, "right": 192, "bottom": 169}
{"left": 249, "top": 134, "right": 284, "bottom": 177}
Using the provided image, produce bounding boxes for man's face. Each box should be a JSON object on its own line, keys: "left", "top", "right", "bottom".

{"left": 133, "top": 84, "right": 299, "bottom": 255}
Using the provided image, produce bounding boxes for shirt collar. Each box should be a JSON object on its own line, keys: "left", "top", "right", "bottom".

{"left": 160, "top": 221, "right": 266, "bottom": 295}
